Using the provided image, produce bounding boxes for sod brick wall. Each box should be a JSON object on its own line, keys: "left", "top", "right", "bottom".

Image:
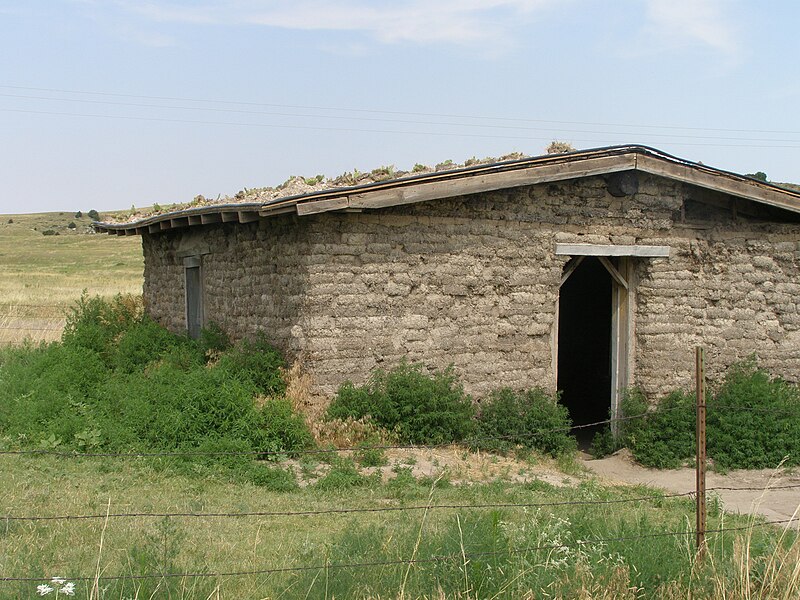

{"left": 141, "top": 173, "right": 800, "bottom": 399}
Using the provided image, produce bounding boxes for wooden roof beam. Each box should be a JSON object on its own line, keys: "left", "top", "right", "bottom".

{"left": 200, "top": 213, "right": 222, "bottom": 225}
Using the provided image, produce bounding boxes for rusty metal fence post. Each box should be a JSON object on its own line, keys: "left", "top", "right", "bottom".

{"left": 695, "top": 346, "right": 707, "bottom": 558}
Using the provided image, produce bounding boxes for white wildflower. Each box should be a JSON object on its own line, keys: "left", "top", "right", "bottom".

{"left": 60, "top": 582, "right": 76, "bottom": 596}
{"left": 37, "top": 584, "right": 54, "bottom": 596}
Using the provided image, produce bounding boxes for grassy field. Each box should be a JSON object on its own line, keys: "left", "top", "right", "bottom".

{"left": 1, "top": 452, "right": 797, "bottom": 599}
{"left": 0, "top": 212, "right": 143, "bottom": 344}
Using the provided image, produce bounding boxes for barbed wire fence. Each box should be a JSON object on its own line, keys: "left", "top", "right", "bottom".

{"left": 0, "top": 347, "right": 798, "bottom": 588}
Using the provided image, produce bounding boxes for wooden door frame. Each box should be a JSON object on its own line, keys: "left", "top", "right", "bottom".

{"left": 553, "top": 255, "right": 635, "bottom": 431}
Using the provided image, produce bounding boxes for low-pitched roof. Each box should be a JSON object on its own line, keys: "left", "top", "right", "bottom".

{"left": 93, "top": 145, "right": 800, "bottom": 236}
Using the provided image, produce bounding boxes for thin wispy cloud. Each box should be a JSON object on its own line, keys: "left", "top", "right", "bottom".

{"left": 644, "top": 0, "right": 738, "bottom": 55}
{"left": 121, "top": 0, "right": 560, "bottom": 47}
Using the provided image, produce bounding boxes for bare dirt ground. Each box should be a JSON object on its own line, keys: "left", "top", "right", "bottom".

{"left": 581, "top": 449, "right": 800, "bottom": 527}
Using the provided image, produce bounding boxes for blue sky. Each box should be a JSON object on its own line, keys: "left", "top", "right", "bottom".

{"left": 1, "top": 0, "right": 799, "bottom": 214}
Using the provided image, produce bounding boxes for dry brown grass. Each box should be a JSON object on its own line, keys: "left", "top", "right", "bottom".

{"left": 281, "top": 359, "right": 392, "bottom": 447}
{"left": 0, "top": 211, "right": 142, "bottom": 345}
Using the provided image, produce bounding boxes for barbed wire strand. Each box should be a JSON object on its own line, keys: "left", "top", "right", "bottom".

{"left": 0, "top": 520, "right": 794, "bottom": 583}
{"left": 0, "top": 407, "right": 688, "bottom": 458}
{"left": 5, "top": 484, "right": 799, "bottom": 523}
{"left": 0, "top": 490, "right": 699, "bottom": 522}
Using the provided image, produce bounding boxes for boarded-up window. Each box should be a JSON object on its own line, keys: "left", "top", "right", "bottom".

{"left": 184, "top": 256, "right": 203, "bottom": 339}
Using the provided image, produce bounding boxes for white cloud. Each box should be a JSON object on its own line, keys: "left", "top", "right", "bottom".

{"left": 121, "top": 0, "right": 560, "bottom": 47}
{"left": 644, "top": 0, "right": 737, "bottom": 55}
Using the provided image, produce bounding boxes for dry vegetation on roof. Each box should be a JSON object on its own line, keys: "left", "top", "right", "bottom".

{"left": 107, "top": 151, "right": 535, "bottom": 224}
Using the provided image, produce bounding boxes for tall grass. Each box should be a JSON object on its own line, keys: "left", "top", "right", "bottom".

{"left": 1, "top": 455, "right": 796, "bottom": 599}
{"left": 0, "top": 211, "right": 142, "bottom": 345}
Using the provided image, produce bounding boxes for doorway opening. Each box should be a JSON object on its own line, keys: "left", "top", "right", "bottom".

{"left": 557, "top": 257, "right": 612, "bottom": 443}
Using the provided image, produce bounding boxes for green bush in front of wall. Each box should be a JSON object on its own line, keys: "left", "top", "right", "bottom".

{"left": 327, "top": 362, "right": 476, "bottom": 445}
{"left": 472, "top": 387, "right": 576, "bottom": 457}
{"left": 591, "top": 358, "right": 800, "bottom": 470}
{"left": 0, "top": 295, "right": 313, "bottom": 482}
{"left": 707, "top": 358, "right": 800, "bottom": 469}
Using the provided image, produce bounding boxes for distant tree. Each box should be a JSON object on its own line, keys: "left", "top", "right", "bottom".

{"left": 68, "top": 222, "right": 76, "bottom": 229}
{"left": 7, "top": 218, "right": 13, "bottom": 224}
{"left": 87, "top": 209, "right": 100, "bottom": 220}
{"left": 74, "top": 210, "right": 82, "bottom": 218}
{"left": 745, "top": 171, "right": 768, "bottom": 182}
{"left": 546, "top": 140, "right": 575, "bottom": 154}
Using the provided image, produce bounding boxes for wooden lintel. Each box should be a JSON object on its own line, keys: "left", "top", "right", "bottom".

{"left": 598, "top": 256, "right": 629, "bottom": 290}
{"left": 348, "top": 155, "right": 637, "bottom": 210}
{"left": 560, "top": 256, "right": 585, "bottom": 287}
{"left": 200, "top": 213, "right": 222, "bottom": 225}
{"left": 188, "top": 215, "right": 203, "bottom": 226}
{"left": 238, "top": 211, "right": 260, "bottom": 223}
{"left": 297, "top": 197, "right": 350, "bottom": 216}
{"left": 221, "top": 212, "right": 238, "bottom": 223}
{"left": 159, "top": 221, "right": 171, "bottom": 230}
{"left": 555, "top": 243, "right": 670, "bottom": 257}
{"left": 170, "top": 217, "right": 189, "bottom": 229}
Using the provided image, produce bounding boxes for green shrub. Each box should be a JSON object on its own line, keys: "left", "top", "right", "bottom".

{"left": 327, "top": 362, "right": 475, "bottom": 445}
{"left": 314, "top": 457, "right": 371, "bottom": 491}
{"left": 112, "top": 319, "right": 191, "bottom": 373}
{"left": 245, "top": 463, "right": 299, "bottom": 490}
{"left": 87, "top": 209, "right": 100, "bottom": 220}
{"left": 355, "top": 444, "right": 388, "bottom": 467}
{"left": 256, "top": 397, "right": 314, "bottom": 455}
{"left": 589, "top": 427, "right": 619, "bottom": 458}
{"left": 0, "top": 344, "right": 108, "bottom": 447}
{"left": 623, "top": 389, "right": 695, "bottom": 469}
{"left": 213, "top": 333, "right": 286, "bottom": 396}
{"left": 0, "top": 296, "right": 313, "bottom": 471}
{"left": 708, "top": 359, "right": 800, "bottom": 469}
{"left": 62, "top": 293, "right": 144, "bottom": 362}
{"left": 605, "top": 360, "right": 800, "bottom": 470}
{"left": 198, "top": 322, "right": 232, "bottom": 356}
{"left": 473, "top": 387, "right": 576, "bottom": 457}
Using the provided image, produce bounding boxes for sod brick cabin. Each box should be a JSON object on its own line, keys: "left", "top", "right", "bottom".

{"left": 96, "top": 146, "right": 800, "bottom": 426}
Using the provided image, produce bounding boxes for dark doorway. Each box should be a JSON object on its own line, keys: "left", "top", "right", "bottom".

{"left": 557, "top": 257, "right": 613, "bottom": 440}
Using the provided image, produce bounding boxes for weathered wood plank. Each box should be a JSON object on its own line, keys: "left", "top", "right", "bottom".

{"left": 258, "top": 205, "right": 297, "bottom": 217}
{"left": 636, "top": 155, "right": 800, "bottom": 215}
{"left": 297, "top": 197, "right": 350, "bottom": 216}
{"left": 555, "top": 244, "right": 670, "bottom": 257}
{"left": 598, "top": 256, "right": 629, "bottom": 289}
{"left": 238, "top": 211, "right": 260, "bottom": 223}
{"left": 348, "top": 155, "right": 637, "bottom": 210}
{"left": 200, "top": 213, "right": 222, "bottom": 225}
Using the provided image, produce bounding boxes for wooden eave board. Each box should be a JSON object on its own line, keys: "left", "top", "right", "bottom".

{"left": 635, "top": 155, "right": 800, "bottom": 215}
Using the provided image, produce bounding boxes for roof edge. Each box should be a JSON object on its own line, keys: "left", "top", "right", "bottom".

{"left": 94, "top": 145, "right": 800, "bottom": 235}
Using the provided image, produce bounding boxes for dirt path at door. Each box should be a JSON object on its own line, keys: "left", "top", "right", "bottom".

{"left": 582, "top": 450, "right": 800, "bottom": 527}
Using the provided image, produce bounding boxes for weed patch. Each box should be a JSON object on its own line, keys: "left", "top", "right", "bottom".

{"left": 473, "top": 387, "right": 576, "bottom": 457}
{"left": 327, "top": 362, "right": 475, "bottom": 444}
